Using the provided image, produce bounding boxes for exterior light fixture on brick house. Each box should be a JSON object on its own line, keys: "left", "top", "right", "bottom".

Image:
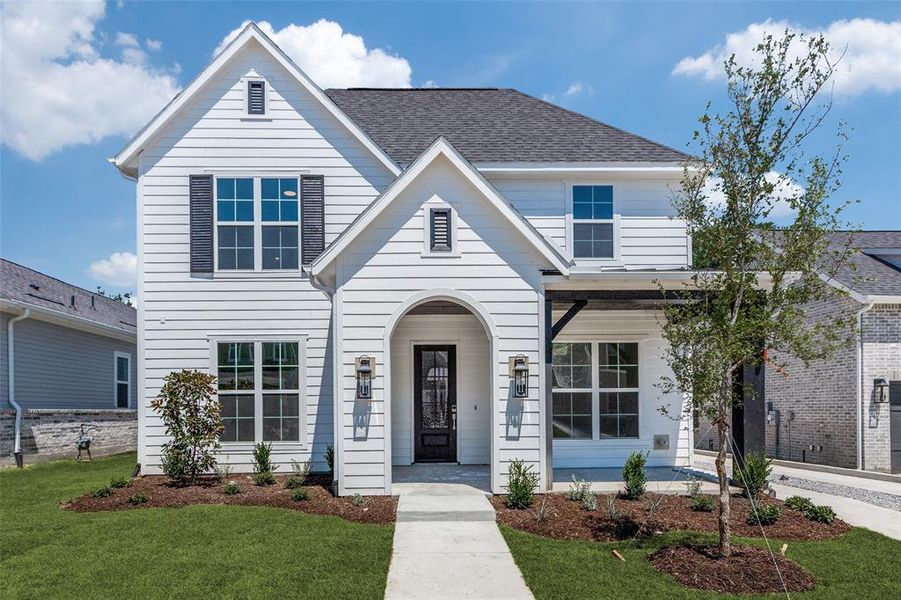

{"left": 874, "top": 377, "right": 889, "bottom": 403}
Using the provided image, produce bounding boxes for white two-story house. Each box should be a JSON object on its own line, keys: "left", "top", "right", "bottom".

{"left": 112, "top": 23, "right": 696, "bottom": 495}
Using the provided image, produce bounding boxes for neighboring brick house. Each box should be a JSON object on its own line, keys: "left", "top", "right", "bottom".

{"left": 1, "top": 259, "right": 138, "bottom": 466}
{"left": 695, "top": 231, "right": 901, "bottom": 473}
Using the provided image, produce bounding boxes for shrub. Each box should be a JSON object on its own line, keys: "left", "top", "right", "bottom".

{"left": 223, "top": 482, "right": 241, "bottom": 495}
{"left": 253, "top": 471, "right": 276, "bottom": 486}
{"left": 605, "top": 495, "right": 621, "bottom": 520}
{"left": 325, "top": 444, "right": 335, "bottom": 475}
{"left": 566, "top": 475, "right": 591, "bottom": 502}
{"left": 291, "top": 488, "right": 310, "bottom": 502}
{"left": 110, "top": 476, "right": 131, "bottom": 489}
{"left": 581, "top": 490, "right": 598, "bottom": 511}
{"left": 213, "top": 463, "right": 233, "bottom": 481}
{"left": 351, "top": 493, "right": 369, "bottom": 507}
{"left": 150, "top": 370, "right": 221, "bottom": 484}
{"left": 690, "top": 495, "right": 714, "bottom": 512}
{"left": 128, "top": 492, "right": 149, "bottom": 505}
{"left": 251, "top": 442, "right": 276, "bottom": 474}
{"left": 622, "top": 451, "right": 648, "bottom": 499}
{"left": 785, "top": 495, "right": 814, "bottom": 512}
{"left": 284, "top": 459, "right": 311, "bottom": 489}
{"left": 735, "top": 451, "right": 772, "bottom": 501}
{"left": 805, "top": 504, "right": 836, "bottom": 524}
{"left": 92, "top": 486, "right": 113, "bottom": 499}
{"left": 531, "top": 496, "right": 553, "bottom": 523}
{"left": 505, "top": 459, "right": 539, "bottom": 509}
{"left": 747, "top": 504, "right": 781, "bottom": 526}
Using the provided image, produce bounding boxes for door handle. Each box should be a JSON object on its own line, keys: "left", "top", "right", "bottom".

{"left": 451, "top": 405, "right": 457, "bottom": 430}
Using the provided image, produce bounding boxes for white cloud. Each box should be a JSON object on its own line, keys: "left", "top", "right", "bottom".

{"left": 1, "top": 1, "right": 180, "bottom": 160}
{"left": 703, "top": 171, "right": 805, "bottom": 220}
{"left": 421, "top": 80, "right": 439, "bottom": 88}
{"left": 215, "top": 19, "right": 412, "bottom": 89}
{"left": 673, "top": 18, "right": 901, "bottom": 97}
{"left": 145, "top": 38, "right": 162, "bottom": 51}
{"left": 115, "top": 32, "right": 139, "bottom": 47}
{"left": 89, "top": 251, "right": 137, "bottom": 287}
{"left": 564, "top": 82, "right": 583, "bottom": 96}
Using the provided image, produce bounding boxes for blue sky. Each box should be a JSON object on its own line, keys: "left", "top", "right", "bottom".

{"left": 2, "top": 1, "right": 899, "bottom": 294}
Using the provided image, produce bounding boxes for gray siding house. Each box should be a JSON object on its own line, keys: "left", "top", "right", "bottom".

{"left": 1, "top": 259, "right": 138, "bottom": 466}
{"left": 695, "top": 231, "right": 901, "bottom": 473}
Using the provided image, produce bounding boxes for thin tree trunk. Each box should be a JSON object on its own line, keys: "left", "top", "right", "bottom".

{"left": 715, "top": 413, "right": 732, "bottom": 557}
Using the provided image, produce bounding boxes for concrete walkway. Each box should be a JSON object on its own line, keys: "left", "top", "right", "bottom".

{"left": 385, "top": 485, "right": 533, "bottom": 600}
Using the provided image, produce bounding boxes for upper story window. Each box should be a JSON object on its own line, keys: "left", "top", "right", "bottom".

{"left": 215, "top": 177, "right": 299, "bottom": 271}
{"left": 246, "top": 79, "right": 266, "bottom": 116}
{"left": 572, "top": 185, "right": 614, "bottom": 259}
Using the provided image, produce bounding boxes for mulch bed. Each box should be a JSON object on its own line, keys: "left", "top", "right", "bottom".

{"left": 61, "top": 474, "right": 397, "bottom": 525}
{"left": 492, "top": 493, "right": 849, "bottom": 542}
{"left": 649, "top": 544, "right": 817, "bottom": 594}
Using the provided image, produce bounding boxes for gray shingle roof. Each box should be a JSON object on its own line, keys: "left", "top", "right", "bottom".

{"left": 825, "top": 231, "right": 901, "bottom": 297}
{"left": 0, "top": 259, "right": 136, "bottom": 334}
{"left": 325, "top": 88, "right": 689, "bottom": 167}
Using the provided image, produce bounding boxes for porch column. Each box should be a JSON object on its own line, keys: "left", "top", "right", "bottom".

{"left": 732, "top": 360, "right": 766, "bottom": 469}
{"left": 544, "top": 297, "right": 554, "bottom": 491}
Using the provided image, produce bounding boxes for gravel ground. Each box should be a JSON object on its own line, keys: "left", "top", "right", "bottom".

{"left": 693, "top": 460, "right": 901, "bottom": 512}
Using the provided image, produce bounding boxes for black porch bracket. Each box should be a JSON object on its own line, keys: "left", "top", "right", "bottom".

{"left": 551, "top": 300, "right": 586, "bottom": 340}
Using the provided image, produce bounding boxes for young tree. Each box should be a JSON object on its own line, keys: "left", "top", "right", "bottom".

{"left": 660, "top": 31, "right": 857, "bottom": 557}
{"left": 151, "top": 370, "right": 221, "bottom": 484}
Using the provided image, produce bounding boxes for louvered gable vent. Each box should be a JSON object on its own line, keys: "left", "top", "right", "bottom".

{"left": 430, "top": 208, "right": 452, "bottom": 252}
{"left": 247, "top": 80, "right": 265, "bottom": 115}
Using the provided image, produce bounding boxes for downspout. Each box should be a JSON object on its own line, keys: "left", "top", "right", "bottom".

{"left": 856, "top": 301, "right": 874, "bottom": 470}
{"left": 308, "top": 270, "right": 337, "bottom": 486}
{"left": 8, "top": 308, "right": 31, "bottom": 468}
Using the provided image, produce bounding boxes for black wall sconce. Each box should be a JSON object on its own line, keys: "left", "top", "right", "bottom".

{"left": 874, "top": 377, "right": 889, "bottom": 403}
{"left": 356, "top": 355, "right": 374, "bottom": 400}
{"left": 509, "top": 354, "right": 529, "bottom": 398}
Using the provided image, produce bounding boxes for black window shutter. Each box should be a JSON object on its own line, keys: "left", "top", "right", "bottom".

{"left": 247, "top": 80, "right": 265, "bottom": 115}
{"left": 430, "top": 208, "right": 452, "bottom": 252}
{"left": 189, "top": 174, "right": 214, "bottom": 274}
{"left": 301, "top": 175, "right": 325, "bottom": 265}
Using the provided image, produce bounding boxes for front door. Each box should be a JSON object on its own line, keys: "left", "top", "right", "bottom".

{"left": 414, "top": 345, "right": 457, "bottom": 462}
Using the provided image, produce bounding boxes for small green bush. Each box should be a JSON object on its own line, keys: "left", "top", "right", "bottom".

{"left": 805, "top": 504, "right": 836, "bottom": 524}
{"left": 251, "top": 442, "right": 276, "bottom": 474}
{"left": 747, "top": 504, "right": 781, "bottom": 525}
{"left": 505, "top": 459, "right": 539, "bottom": 509}
{"left": 581, "top": 490, "right": 598, "bottom": 511}
{"left": 325, "top": 444, "right": 335, "bottom": 475}
{"left": 566, "top": 475, "right": 591, "bottom": 502}
{"left": 735, "top": 451, "right": 772, "bottom": 500}
{"left": 291, "top": 488, "right": 310, "bottom": 502}
{"left": 350, "top": 493, "right": 369, "bottom": 507}
{"left": 690, "top": 495, "right": 714, "bottom": 512}
{"left": 605, "top": 495, "right": 620, "bottom": 520}
{"left": 128, "top": 492, "right": 149, "bottom": 505}
{"left": 784, "top": 495, "right": 814, "bottom": 512}
{"left": 284, "top": 459, "right": 311, "bottom": 489}
{"left": 531, "top": 496, "right": 553, "bottom": 523}
{"left": 109, "top": 476, "right": 131, "bottom": 489}
{"left": 92, "top": 486, "right": 113, "bottom": 499}
{"left": 223, "top": 482, "right": 241, "bottom": 495}
{"left": 253, "top": 471, "right": 276, "bottom": 486}
{"left": 622, "top": 451, "right": 648, "bottom": 499}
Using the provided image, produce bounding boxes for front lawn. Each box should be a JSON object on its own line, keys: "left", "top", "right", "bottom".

{"left": 502, "top": 526, "right": 901, "bottom": 599}
{"left": 0, "top": 454, "right": 394, "bottom": 599}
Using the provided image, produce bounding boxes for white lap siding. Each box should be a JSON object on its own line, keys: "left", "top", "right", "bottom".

{"left": 137, "top": 42, "right": 392, "bottom": 473}
{"left": 551, "top": 309, "right": 691, "bottom": 468}
{"left": 335, "top": 156, "right": 550, "bottom": 495}
{"left": 390, "top": 313, "right": 491, "bottom": 466}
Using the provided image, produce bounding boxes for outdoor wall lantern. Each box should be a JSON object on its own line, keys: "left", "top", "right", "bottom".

{"left": 356, "top": 355, "right": 374, "bottom": 400}
{"left": 510, "top": 354, "right": 529, "bottom": 398}
{"left": 874, "top": 377, "right": 889, "bottom": 403}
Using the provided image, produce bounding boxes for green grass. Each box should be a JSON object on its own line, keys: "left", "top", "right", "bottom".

{"left": 502, "top": 526, "right": 901, "bottom": 599}
{"left": 0, "top": 454, "right": 394, "bottom": 599}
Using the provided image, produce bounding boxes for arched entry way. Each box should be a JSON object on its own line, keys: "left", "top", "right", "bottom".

{"left": 382, "top": 290, "right": 498, "bottom": 493}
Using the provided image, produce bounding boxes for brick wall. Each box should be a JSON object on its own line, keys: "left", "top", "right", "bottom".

{"left": 861, "top": 305, "right": 901, "bottom": 472}
{"left": 0, "top": 409, "right": 137, "bottom": 467}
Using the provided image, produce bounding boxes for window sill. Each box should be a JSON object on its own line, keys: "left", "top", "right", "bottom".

{"left": 420, "top": 251, "right": 462, "bottom": 259}
{"left": 212, "top": 270, "right": 308, "bottom": 280}
{"left": 240, "top": 116, "right": 273, "bottom": 122}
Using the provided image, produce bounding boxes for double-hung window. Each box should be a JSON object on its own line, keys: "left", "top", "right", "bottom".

{"left": 552, "top": 341, "right": 640, "bottom": 439}
{"left": 572, "top": 185, "right": 614, "bottom": 259}
{"left": 216, "top": 339, "right": 303, "bottom": 444}
{"left": 215, "top": 177, "right": 300, "bottom": 271}
{"left": 114, "top": 352, "right": 131, "bottom": 409}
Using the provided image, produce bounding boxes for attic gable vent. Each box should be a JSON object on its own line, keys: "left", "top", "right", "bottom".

{"left": 430, "top": 208, "right": 452, "bottom": 252}
{"left": 247, "top": 80, "right": 265, "bottom": 115}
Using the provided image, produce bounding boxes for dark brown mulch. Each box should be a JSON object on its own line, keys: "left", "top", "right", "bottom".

{"left": 649, "top": 544, "right": 816, "bottom": 594}
{"left": 492, "top": 493, "right": 849, "bottom": 542}
{"left": 61, "top": 474, "right": 397, "bottom": 525}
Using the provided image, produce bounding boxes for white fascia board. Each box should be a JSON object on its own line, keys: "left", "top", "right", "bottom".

{"left": 543, "top": 270, "right": 776, "bottom": 291}
{"left": 864, "top": 295, "right": 901, "bottom": 304}
{"left": 111, "top": 22, "right": 400, "bottom": 178}
{"left": 312, "top": 137, "right": 572, "bottom": 276}
{"left": 0, "top": 300, "right": 137, "bottom": 343}
{"left": 474, "top": 161, "right": 688, "bottom": 174}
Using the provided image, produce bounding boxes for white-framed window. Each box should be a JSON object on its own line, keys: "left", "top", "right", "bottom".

{"left": 213, "top": 337, "right": 305, "bottom": 445}
{"left": 571, "top": 185, "right": 615, "bottom": 259}
{"left": 215, "top": 176, "right": 300, "bottom": 272}
{"left": 552, "top": 341, "right": 640, "bottom": 439}
{"left": 114, "top": 351, "right": 131, "bottom": 409}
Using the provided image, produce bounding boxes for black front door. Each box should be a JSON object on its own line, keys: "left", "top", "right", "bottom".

{"left": 414, "top": 345, "right": 457, "bottom": 462}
